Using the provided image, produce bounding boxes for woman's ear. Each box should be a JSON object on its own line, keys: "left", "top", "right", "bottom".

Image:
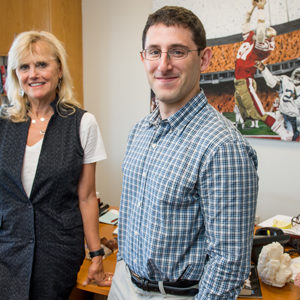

{"left": 200, "top": 47, "right": 213, "bottom": 72}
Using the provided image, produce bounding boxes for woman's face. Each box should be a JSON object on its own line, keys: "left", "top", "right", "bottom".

{"left": 16, "top": 41, "right": 62, "bottom": 103}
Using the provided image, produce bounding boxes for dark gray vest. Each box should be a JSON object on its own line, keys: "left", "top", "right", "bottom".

{"left": 0, "top": 102, "right": 86, "bottom": 299}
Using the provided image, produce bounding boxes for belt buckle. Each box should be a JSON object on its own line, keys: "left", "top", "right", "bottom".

{"left": 130, "top": 269, "right": 150, "bottom": 291}
{"left": 141, "top": 278, "right": 149, "bottom": 291}
{"left": 131, "top": 269, "right": 141, "bottom": 280}
{"left": 131, "top": 269, "right": 145, "bottom": 284}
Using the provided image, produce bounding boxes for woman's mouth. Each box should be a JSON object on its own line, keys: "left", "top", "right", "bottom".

{"left": 29, "top": 82, "right": 45, "bottom": 87}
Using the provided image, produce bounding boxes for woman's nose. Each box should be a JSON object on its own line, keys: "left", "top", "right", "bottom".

{"left": 29, "top": 66, "right": 38, "bottom": 77}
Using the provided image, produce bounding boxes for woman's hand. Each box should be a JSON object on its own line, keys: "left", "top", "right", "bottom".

{"left": 83, "top": 256, "right": 113, "bottom": 286}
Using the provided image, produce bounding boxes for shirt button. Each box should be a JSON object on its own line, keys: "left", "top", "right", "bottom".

{"left": 142, "top": 172, "right": 146, "bottom": 177}
{"left": 137, "top": 202, "right": 142, "bottom": 207}
{"left": 133, "top": 259, "right": 137, "bottom": 263}
{"left": 152, "top": 143, "right": 157, "bottom": 149}
{"left": 134, "top": 231, "right": 139, "bottom": 236}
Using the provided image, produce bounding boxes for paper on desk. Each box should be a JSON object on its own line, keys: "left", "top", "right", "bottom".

{"left": 99, "top": 209, "right": 119, "bottom": 225}
{"left": 258, "top": 215, "right": 300, "bottom": 236}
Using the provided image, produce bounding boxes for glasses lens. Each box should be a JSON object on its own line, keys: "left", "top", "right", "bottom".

{"left": 168, "top": 47, "right": 188, "bottom": 59}
{"left": 292, "top": 214, "right": 300, "bottom": 226}
{"left": 145, "top": 49, "right": 161, "bottom": 60}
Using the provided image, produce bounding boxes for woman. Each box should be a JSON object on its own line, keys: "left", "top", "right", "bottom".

{"left": 0, "top": 31, "right": 112, "bottom": 299}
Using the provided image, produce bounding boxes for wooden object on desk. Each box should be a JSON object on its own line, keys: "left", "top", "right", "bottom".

{"left": 75, "top": 212, "right": 118, "bottom": 296}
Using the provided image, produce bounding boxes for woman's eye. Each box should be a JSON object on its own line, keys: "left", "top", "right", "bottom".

{"left": 36, "top": 62, "right": 48, "bottom": 68}
{"left": 19, "top": 64, "right": 29, "bottom": 71}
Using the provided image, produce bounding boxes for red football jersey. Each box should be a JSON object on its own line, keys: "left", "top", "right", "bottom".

{"left": 235, "top": 30, "right": 275, "bottom": 80}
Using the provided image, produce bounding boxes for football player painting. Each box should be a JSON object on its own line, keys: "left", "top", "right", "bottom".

{"left": 234, "top": 0, "right": 292, "bottom": 141}
{"left": 256, "top": 62, "right": 300, "bottom": 141}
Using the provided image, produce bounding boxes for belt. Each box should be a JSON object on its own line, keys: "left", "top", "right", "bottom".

{"left": 129, "top": 268, "right": 199, "bottom": 296}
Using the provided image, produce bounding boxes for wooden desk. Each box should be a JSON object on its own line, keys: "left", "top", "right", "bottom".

{"left": 74, "top": 219, "right": 300, "bottom": 299}
{"left": 252, "top": 281, "right": 300, "bottom": 300}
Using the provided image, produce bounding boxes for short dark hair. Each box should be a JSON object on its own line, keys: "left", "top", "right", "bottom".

{"left": 142, "top": 6, "right": 206, "bottom": 51}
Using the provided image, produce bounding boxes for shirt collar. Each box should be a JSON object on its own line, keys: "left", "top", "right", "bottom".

{"left": 147, "top": 89, "right": 207, "bottom": 131}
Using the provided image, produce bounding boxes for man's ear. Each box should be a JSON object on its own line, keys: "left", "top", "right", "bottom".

{"left": 200, "top": 47, "right": 213, "bottom": 72}
{"left": 140, "top": 52, "right": 145, "bottom": 62}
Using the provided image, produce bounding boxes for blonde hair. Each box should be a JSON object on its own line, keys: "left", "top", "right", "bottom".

{"left": 2, "top": 30, "right": 81, "bottom": 122}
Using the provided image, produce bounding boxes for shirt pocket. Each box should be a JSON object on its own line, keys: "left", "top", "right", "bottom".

{"left": 154, "top": 169, "right": 198, "bottom": 205}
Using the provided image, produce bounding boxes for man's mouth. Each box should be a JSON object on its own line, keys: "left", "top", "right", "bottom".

{"left": 155, "top": 75, "right": 179, "bottom": 82}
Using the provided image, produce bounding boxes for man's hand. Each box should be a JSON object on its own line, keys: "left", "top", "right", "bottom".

{"left": 83, "top": 256, "right": 113, "bottom": 287}
{"left": 255, "top": 60, "right": 265, "bottom": 71}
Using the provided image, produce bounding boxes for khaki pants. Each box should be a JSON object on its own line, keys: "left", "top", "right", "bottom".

{"left": 234, "top": 78, "right": 267, "bottom": 122}
{"left": 108, "top": 260, "right": 195, "bottom": 300}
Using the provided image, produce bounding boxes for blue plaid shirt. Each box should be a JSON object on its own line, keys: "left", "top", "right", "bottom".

{"left": 118, "top": 90, "right": 258, "bottom": 299}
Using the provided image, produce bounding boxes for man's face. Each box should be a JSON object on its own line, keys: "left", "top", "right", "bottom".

{"left": 141, "top": 24, "right": 205, "bottom": 110}
{"left": 294, "top": 71, "right": 300, "bottom": 86}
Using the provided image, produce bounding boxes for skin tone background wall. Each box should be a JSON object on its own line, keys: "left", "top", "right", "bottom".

{"left": 82, "top": 0, "right": 300, "bottom": 224}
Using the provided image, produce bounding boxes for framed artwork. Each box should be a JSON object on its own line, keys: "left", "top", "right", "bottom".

{"left": 151, "top": 0, "right": 300, "bottom": 142}
{"left": 202, "top": 13, "right": 300, "bottom": 141}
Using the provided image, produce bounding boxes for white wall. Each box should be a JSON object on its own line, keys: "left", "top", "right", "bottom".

{"left": 82, "top": 0, "right": 152, "bottom": 211}
{"left": 82, "top": 0, "right": 300, "bottom": 222}
{"left": 249, "top": 138, "right": 300, "bottom": 221}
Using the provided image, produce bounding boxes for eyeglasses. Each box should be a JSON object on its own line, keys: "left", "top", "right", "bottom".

{"left": 140, "top": 47, "right": 200, "bottom": 61}
{"left": 292, "top": 214, "right": 300, "bottom": 226}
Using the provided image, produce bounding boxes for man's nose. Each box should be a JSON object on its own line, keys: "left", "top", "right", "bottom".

{"left": 158, "top": 52, "right": 172, "bottom": 72}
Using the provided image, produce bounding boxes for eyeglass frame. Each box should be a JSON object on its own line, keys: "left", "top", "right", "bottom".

{"left": 291, "top": 214, "right": 300, "bottom": 226}
{"left": 140, "top": 46, "right": 202, "bottom": 61}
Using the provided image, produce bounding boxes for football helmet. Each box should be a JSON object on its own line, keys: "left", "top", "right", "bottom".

{"left": 291, "top": 67, "right": 300, "bottom": 86}
{"left": 265, "top": 27, "right": 277, "bottom": 39}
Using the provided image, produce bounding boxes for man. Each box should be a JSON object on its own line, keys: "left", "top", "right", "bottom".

{"left": 234, "top": 0, "right": 290, "bottom": 140}
{"left": 109, "top": 6, "right": 259, "bottom": 300}
{"left": 256, "top": 62, "right": 300, "bottom": 141}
